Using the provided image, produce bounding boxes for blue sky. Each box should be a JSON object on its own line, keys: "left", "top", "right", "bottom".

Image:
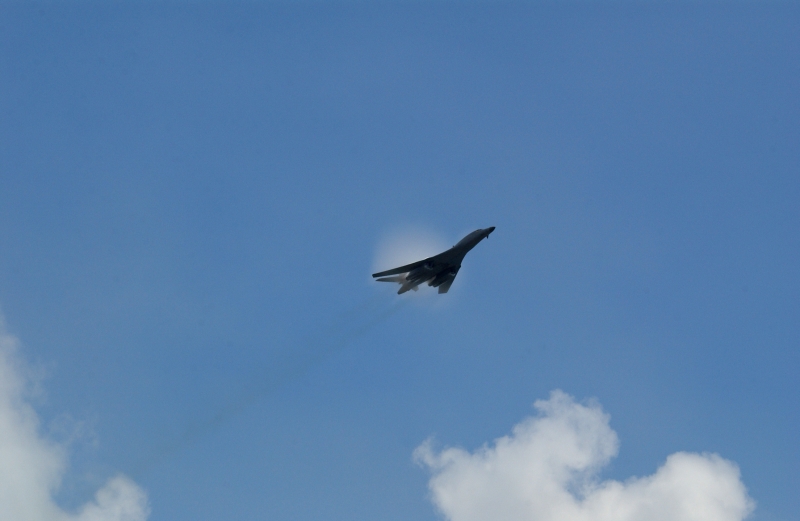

{"left": 0, "top": 2, "right": 798, "bottom": 521}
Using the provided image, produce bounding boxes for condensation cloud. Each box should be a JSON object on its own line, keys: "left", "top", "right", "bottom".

{"left": 415, "top": 390, "right": 754, "bottom": 521}
{"left": 0, "top": 314, "right": 150, "bottom": 521}
{"left": 372, "top": 226, "right": 449, "bottom": 277}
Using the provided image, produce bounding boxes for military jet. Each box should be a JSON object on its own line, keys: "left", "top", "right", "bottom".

{"left": 372, "top": 227, "right": 495, "bottom": 294}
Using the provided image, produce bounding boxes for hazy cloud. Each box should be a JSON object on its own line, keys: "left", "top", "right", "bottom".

{"left": 0, "top": 315, "right": 150, "bottom": 521}
{"left": 373, "top": 226, "right": 448, "bottom": 276}
{"left": 416, "top": 390, "right": 754, "bottom": 521}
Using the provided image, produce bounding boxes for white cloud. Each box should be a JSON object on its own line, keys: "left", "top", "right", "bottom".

{"left": 415, "top": 390, "right": 754, "bottom": 521}
{"left": 0, "top": 315, "right": 150, "bottom": 521}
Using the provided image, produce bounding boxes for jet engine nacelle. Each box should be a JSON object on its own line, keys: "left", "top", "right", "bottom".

{"left": 408, "top": 265, "right": 434, "bottom": 281}
{"left": 429, "top": 267, "right": 459, "bottom": 287}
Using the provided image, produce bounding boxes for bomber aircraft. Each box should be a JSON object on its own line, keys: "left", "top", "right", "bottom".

{"left": 372, "top": 227, "right": 495, "bottom": 294}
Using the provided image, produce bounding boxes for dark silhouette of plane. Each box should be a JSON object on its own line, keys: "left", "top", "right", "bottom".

{"left": 372, "top": 227, "right": 495, "bottom": 294}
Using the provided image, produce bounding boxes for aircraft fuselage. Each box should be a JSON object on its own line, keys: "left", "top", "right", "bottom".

{"left": 372, "top": 227, "right": 495, "bottom": 294}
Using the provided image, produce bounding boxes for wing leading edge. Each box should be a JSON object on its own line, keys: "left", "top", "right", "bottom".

{"left": 371, "top": 226, "right": 493, "bottom": 294}
{"left": 372, "top": 257, "right": 434, "bottom": 278}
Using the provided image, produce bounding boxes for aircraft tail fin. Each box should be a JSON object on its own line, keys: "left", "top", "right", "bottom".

{"left": 437, "top": 277, "right": 455, "bottom": 293}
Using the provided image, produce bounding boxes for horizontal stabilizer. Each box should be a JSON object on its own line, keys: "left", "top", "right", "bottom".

{"left": 375, "top": 275, "right": 405, "bottom": 283}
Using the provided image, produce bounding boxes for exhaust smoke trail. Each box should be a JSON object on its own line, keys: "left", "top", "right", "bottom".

{"left": 131, "top": 293, "right": 408, "bottom": 478}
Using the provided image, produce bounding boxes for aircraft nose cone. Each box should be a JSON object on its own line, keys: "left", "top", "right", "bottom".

{"left": 486, "top": 226, "right": 496, "bottom": 235}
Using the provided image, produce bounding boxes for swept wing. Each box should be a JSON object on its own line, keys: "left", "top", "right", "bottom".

{"left": 371, "top": 227, "right": 494, "bottom": 295}
{"left": 371, "top": 255, "right": 442, "bottom": 278}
